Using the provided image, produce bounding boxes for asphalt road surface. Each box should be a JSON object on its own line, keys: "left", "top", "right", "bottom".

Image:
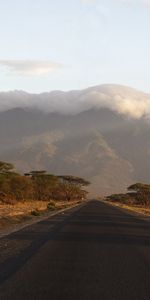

{"left": 0, "top": 200, "right": 150, "bottom": 300}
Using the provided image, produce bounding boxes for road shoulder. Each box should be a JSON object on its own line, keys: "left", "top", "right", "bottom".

{"left": 99, "top": 199, "right": 150, "bottom": 222}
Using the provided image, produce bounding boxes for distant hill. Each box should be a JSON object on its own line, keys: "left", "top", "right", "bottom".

{"left": 0, "top": 84, "right": 150, "bottom": 196}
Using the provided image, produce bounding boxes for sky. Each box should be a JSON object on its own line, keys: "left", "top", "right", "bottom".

{"left": 0, "top": 0, "right": 150, "bottom": 93}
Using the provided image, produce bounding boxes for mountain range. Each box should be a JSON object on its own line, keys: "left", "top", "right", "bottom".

{"left": 0, "top": 84, "right": 150, "bottom": 196}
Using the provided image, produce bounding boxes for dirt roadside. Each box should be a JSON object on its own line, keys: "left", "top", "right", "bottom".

{"left": 0, "top": 200, "right": 84, "bottom": 238}
{"left": 101, "top": 199, "right": 150, "bottom": 219}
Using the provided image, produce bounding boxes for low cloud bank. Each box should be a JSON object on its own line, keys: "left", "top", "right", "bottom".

{"left": 0, "top": 60, "right": 62, "bottom": 76}
{"left": 0, "top": 84, "right": 150, "bottom": 119}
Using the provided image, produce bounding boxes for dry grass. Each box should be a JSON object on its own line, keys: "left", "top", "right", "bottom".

{"left": 106, "top": 201, "right": 150, "bottom": 217}
{"left": 0, "top": 199, "right": 82, "bottom": 235}
{"left": 0, "top": 199, "right": 81, "bottom": 218}
{"left": 54, "top": 200, "right": 81, "bottom": 209}
{"left": 0, "top": 200, "right": 49, "bottom": 218}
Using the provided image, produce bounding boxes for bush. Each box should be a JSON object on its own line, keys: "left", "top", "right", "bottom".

{"left": 31, "top": 210, "right": 41, "bottom": 216}
{"left": 47, "top": 200, "right": 56, "bottom": 210}
{"left": 106, "top": 193, "right": 136, "bottom": 204}
{"left": 0, "top": 192, "right": 17, "bottom": 205}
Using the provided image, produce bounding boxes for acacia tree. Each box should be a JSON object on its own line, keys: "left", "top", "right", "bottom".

{"left": 0, "top": 160, "right": 90, "bottom": 203}
{"left": 0, "top": 161, "right": 15, "bottom": 201}
{"left": 8, "top": 175, "right": 33, "bottom": 201}
{"left": 0, "top": 162, "right": 33, "bottom": 202}
{"left": 128, "top": 183, "right": 150, "bottom": 206}
{"left": 58, "top": 175, "right": 90, "bottom": 201}
{"left": 25, "top": 171, "right": 59, "bottom": 200}
{"left": 0, "top": 161, "right": 14, "bottom": 174}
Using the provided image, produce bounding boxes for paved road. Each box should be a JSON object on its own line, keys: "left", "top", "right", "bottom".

{"left": 0, "top": 200, "right": 150, "bottom": 300}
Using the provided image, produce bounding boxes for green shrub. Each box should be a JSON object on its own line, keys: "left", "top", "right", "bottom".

{"left": 31, "top": 210, "right": 41, "bottom": 216}
{"left": 47, "top": 200, "right": 56, "bottom": 210}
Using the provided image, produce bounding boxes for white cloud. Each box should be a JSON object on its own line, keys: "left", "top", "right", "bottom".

{"left": 0, "top": 60, "right": 62, "bottom": 76}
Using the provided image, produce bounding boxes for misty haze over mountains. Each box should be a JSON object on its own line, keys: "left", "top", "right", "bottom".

{"left": 0, "top": 84, "right": 150, "bottom": 195}
{"left": 1, "top": 84, "right": 150, "bottom": 118}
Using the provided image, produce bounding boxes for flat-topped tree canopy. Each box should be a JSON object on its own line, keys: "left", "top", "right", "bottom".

{"left": 0, "top": 161, "right": 14, "bottom": 174}
{"left": 57, "top": 175, "right": 90, "bottom": 187}
{"left": 128, "top": 183, "right": 150, "bottom": 192}
{"left": 24, "top": 171, "right": 58, "bottom": 182}
{"left": 128, "top": 182, "right": 150, "bottom": 206}
{"left": 28, "top": 170, "right": 47, "bottom": 176}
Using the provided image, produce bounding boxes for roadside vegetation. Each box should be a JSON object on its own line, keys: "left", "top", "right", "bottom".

{"left": 0, "top": 161, "right": 90, "bottom": 204}
{"left": 0, "top": 160, "right": 90, "bottom": 232}
{"left": 106, "top": 183, "right": 150, "bottom": 216}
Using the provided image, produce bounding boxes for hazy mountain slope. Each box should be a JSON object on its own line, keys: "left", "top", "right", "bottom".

{"left": 0, "top": 84, "right": 150, "bottom": 195}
